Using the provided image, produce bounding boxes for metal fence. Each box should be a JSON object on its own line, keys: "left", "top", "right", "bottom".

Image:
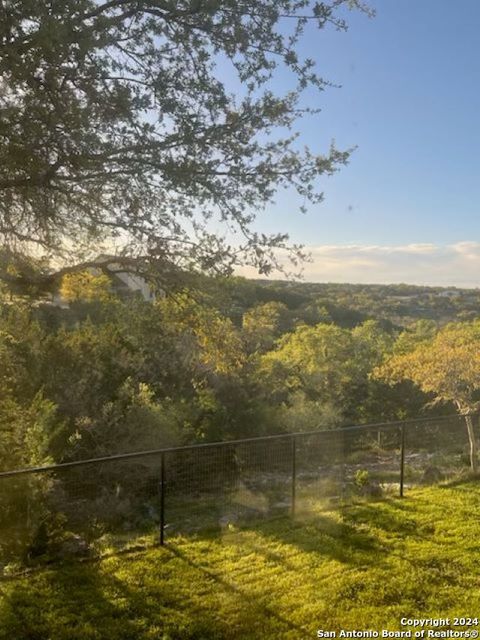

{"left": 0, "top": 413, "right": 478, "bottom": 575}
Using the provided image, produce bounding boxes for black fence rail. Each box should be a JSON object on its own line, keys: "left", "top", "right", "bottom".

{"left": 0, "top": 413, "right": 478, "bottom": 575}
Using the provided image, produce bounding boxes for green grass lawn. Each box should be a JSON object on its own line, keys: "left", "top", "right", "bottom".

{"left": 1, "top": 482, "right": 480, "bottom": 640}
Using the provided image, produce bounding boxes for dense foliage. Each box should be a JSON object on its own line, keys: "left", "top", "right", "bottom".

{"left": 376, "top": 320, "right": 480, "bottom": 471}
{"left": 3, "top": 275, "right": 474, "bottom": 473}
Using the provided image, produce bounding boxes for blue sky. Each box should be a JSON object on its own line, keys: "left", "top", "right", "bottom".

{"left": 241, "top": 0, "right": 480, "bottom": 286}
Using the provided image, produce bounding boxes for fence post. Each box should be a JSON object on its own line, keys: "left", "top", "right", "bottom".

{"left": 291, "top": 436, "right": 296, "bottom": 518}
{"left": 160, "top": 452, "right": 166, "bottom": 545}
{"left": 399, "top": 424, "right": 406, "bottom": 498}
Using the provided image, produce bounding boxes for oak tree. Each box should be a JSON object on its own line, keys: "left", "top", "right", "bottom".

{"left": 0, "top": 0, "right": 369, "bottom": 287}
{"left": 375, "top": 321, "right": 480, "bottom": 472}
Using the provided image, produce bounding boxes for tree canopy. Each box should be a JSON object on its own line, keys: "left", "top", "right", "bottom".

{"left": 375, "top": 320, "right": 480, "bottom": 471}
{"left": 0, "top": 0, "right": 369, "bottom": 285}
{"left": 376, "top": 321, "right": 480, "bottom": 413}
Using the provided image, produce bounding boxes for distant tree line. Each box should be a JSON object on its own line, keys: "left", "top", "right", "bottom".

{"left": 3, "top": 273, "right": 474, "bottom": 475}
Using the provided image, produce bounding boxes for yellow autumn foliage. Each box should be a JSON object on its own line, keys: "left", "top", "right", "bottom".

{"left": 60, "top": 271, "right": 113, "bottom": 303}
{"left": 158, "top": 292, "right": 245, "bottom": 376}
{"left": 375, "top": 320, "right": 480, "bottom": 413}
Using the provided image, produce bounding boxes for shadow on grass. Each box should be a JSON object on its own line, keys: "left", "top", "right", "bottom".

{"left": 240, "top": 492, "right": 454, "bottom": 574}
{"left": 253, "top": 511, "right": 387, "bottom": 567}
{"left": 437, "top": 473, "right": 480, "bottom": 489}
{"left": 341, "top": 498, "right": 421, "bottom": 538}
{"left": 0, "top": 543, "right": 298, "bottom": 640}
{"left": 3, "top": 482, "right": 477, "bottom": 640}
{"left": 166, "top": 544, "right": 308, "bottom": 637}
{"left": 0, "top": 561, "right": 142, "bottom": 640}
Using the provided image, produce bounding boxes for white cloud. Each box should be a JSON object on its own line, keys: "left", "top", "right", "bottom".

{"left": 236, "top": 242, "right": 480, "bottom": 288}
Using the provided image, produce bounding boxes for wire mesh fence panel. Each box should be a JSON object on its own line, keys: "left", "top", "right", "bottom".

{"left": 51, "top": 457, "right": 163, "bottom": 549}
{"left": 164, "top": 437, "right": 294, "bottom": 536}
{"left": 164, "top": 444, "right": 239, "bottom": 536}
{"left": 294, "top": 430, "right": 344, "bottom": 516}
{"left": 294, "top": 424, "right": 402, "bottom": 519}
{"left": 340, "top": 423, "right": 402, "bottom": 493}
{"left": 0, "top": 456, "right": 164, "bottom": 573}
{"left": 233, "top": 436, "right": 293, "bottom": 520}
{"left": 403, "top": 415, "right": 476, "bottom": 486}
{"left": 1, "top": 414, "right": 479, "bottom": 576}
